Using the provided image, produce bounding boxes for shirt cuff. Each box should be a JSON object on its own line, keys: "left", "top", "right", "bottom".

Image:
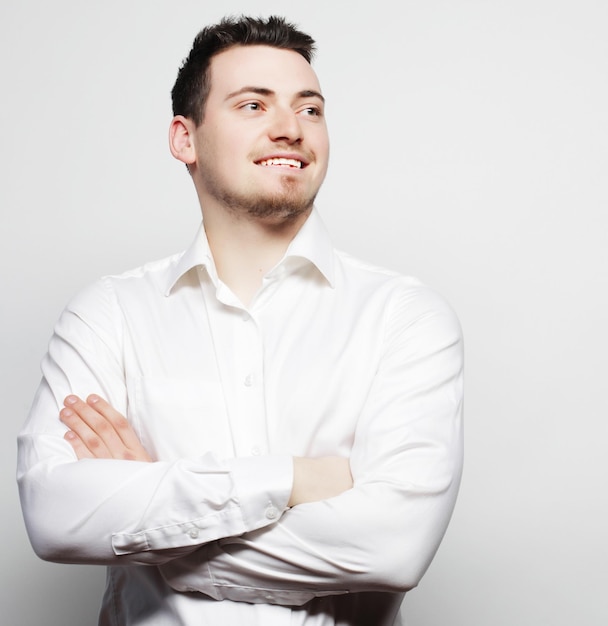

{"left": 229, "top": 454, "right": 293, "bottom": 527}
{"left": 111, "top": 455, "right": 293, "bottom": 556}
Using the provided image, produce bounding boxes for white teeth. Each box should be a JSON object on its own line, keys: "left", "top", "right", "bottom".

{"left": 259, "top": 157, "right": 303, "bottom": 168}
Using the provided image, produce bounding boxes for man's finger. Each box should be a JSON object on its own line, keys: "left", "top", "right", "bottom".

{"left": 61, "top": 395, "right": 123, "bottom": 456}
{"left": 86, "top": 395, "right": 147, "bottom": 454}
{"left": 63, "top": 429, "right": 95, "bottom": 460}
{"left": 60, "top": 400, "right": 113, "bottom": 458}
{"left": 60, "top": 394, "right": 152, "bottom": 462}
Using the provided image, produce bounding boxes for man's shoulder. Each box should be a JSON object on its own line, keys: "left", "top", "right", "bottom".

{"left": 333, "top": 248, "right": 460, "bottom": 329}
{"left": 333, "top": 248, "right": 424, "bottom": 294}
{"left": 65, "top": 250, "right": 187, "bottom": 315}
{"left": 103, "top": 250, "right": 186, "bottom": 286}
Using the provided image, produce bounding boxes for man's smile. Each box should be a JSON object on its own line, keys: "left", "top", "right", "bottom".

{"left": 255, "top": 156, "right": 307, "bottom": 169}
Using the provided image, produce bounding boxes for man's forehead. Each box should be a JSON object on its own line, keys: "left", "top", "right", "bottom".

{"left": 208, "top": 45, "right": 322, "bottom": 97}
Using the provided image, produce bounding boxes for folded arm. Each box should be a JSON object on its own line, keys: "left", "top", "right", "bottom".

{"left": 18, "top": 276, "right": 463, "bottom": 605}
{"left": 158, "top": 285, "right": 464, "bottom": 605}
{"left": 17, "top": 281, "right": 293, "bottom": 565}
{"left": 60, "top": 393, "right": 352, "bottom": 509}
{"left": 18, "top": 279, "right": 352, "bottom": 566}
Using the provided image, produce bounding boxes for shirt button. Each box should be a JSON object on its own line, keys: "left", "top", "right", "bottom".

{"left": 265, "top": 505, "right": 279, "bottom": 520}
{"left": 244, "top": 374, "right": 253, "bottom": 387}
{"left": 251, "top": 446, "right": 261, "bottom": 456}
{"left": 188, "top": 528, "right": 199, "bottom": 539}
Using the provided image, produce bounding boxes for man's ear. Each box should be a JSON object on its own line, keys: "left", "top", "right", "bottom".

{"left": 168, "top": 115, "right": 196, "bottom": 165}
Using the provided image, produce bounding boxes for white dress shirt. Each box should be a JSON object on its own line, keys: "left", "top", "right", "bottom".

{"left": 17, "top": 210, "right": 464, "bottom": 626}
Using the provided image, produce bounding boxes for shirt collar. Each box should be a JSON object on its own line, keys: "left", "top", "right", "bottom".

{"left": 164, "top": 209, "right": 335, "bottom": 296}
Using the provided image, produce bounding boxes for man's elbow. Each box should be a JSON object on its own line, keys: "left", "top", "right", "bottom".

{"left": 18, "top": 485, "right": 105, "bottom": 564}
{"left": 24, "top": 521, "right": 82, "bottom": 564}
{"left": 364, "top": 548, "right": 429, "bottom": 593}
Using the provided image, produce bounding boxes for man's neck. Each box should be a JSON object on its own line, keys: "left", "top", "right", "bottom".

{"left": 202, "top": 205, "right": 311, "bottom": 306}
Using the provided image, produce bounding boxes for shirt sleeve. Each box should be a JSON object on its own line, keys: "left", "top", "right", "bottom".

{"left": 17, "top": 278, "right": 293, "bottom": 565}
{"left": 157, "top": 283, "right": 464, "bottom": 605}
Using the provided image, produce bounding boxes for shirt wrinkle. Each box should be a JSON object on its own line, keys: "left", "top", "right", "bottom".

{"left": 17, "top": 210, "right": 463, "bottom": 626}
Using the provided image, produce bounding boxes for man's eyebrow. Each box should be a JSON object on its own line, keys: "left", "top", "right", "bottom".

{"left": 225, "top": 86, "right": 325, "bottom": 103}
{"left": 298, "top": 89, "right": 325, "bottom": 103}
{"left": 225, "top": 86, "right": 274, "bottom": 100}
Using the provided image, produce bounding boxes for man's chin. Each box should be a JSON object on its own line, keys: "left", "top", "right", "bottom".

{"left": 224, "top": 189, "right": 316, "bottom": 221}
{"left": 245, "top": 200, "right": 313, "bottom": 221}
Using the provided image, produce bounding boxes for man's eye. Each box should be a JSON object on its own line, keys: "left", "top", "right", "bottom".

{"left": 242, "top": 102, "right": 261, "bottom": 111}
{"left": 301, "top": 107, "right": 322, "bottom": 117}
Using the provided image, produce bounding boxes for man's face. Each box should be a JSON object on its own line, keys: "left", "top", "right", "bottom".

{"left": 191, "top": 45, "right": 330, "bottom": 221}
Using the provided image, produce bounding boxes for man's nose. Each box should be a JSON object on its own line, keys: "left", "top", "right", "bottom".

{"left": 268, "top": 107, "right": 303, "bottom": 144}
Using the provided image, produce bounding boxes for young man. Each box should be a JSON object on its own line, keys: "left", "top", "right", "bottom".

{"left": 17, "top": 15, "right": 464, "bottom": 626}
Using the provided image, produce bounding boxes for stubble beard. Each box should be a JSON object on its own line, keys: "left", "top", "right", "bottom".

{"left": 209, "top": 174, "right": 317, "bottom": 221}
{"left": 196, "top": 141, "right": 321, "bottom": 222}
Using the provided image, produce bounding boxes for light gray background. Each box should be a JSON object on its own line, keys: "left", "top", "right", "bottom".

{"left": 2, "top": 1, "right": 607, "bottom": 624}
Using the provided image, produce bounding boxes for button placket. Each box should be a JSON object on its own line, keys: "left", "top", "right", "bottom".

{"left": 231, "top": 314, "right": 267, "bottom": 456}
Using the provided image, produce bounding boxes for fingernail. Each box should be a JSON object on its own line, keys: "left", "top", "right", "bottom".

{"left": 65, "top": 395, "right": 78, "bottom": 405}
{"left": 88, "top": 394, "right": 100, "bottom": 404}
{"left": 61, "top": 408, "right": 73, "bottom": 418}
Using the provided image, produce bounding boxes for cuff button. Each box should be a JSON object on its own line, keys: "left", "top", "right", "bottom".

{"left": 265, "top": 506, "right": 279, "bottom": 520}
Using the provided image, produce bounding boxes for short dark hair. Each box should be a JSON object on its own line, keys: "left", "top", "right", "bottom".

{"left": 171, "top": 15, "right": 317, "bottom": 126}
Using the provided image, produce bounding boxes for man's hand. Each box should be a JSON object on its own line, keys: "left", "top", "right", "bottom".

{"left": 59, "top": 395, "right": 352, "bottom": 505}
{"left": 289, "top": 457, "right": 353, "bottom": 507}
{"left": 60, "top": 394, "right": 152, "bottom": 462}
